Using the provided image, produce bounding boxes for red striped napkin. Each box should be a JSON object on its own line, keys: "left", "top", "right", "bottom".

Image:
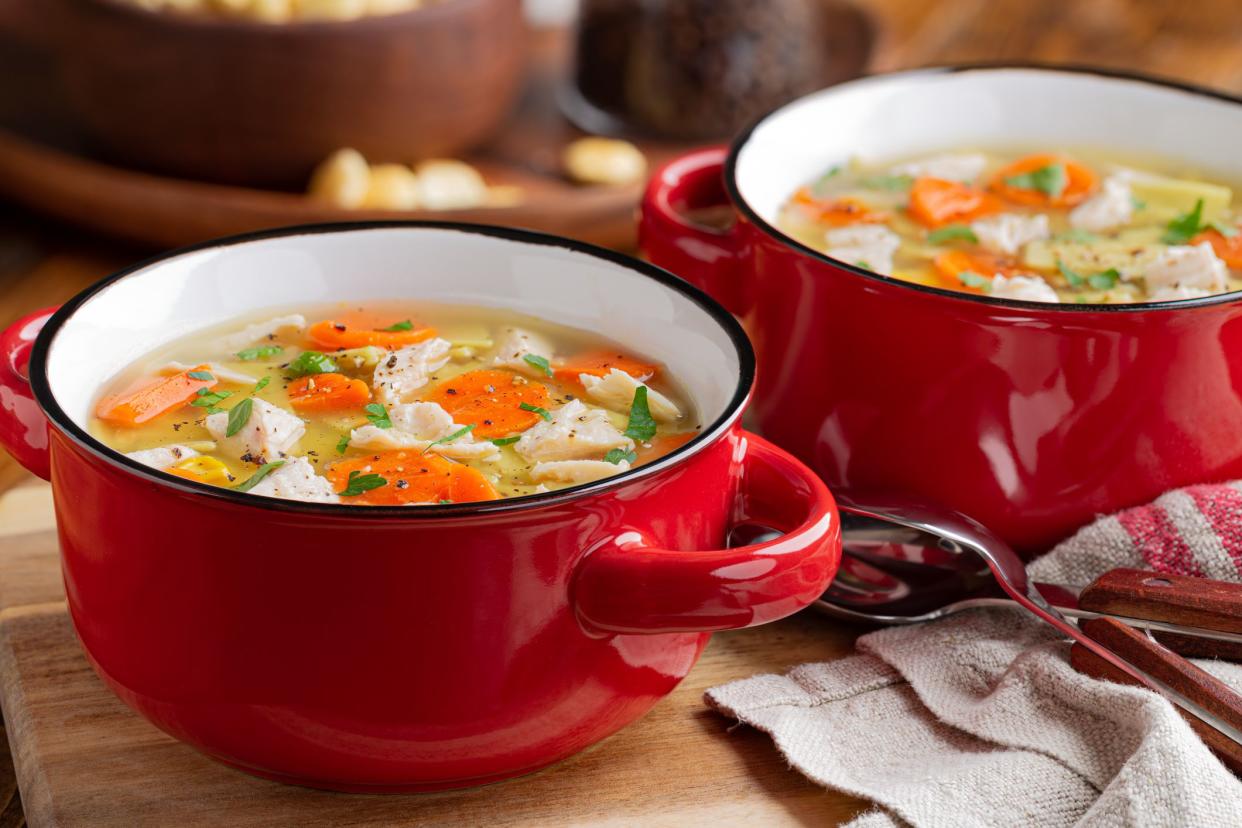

{"left": 708, "top": 483, "right": 1242, "bottom": 828}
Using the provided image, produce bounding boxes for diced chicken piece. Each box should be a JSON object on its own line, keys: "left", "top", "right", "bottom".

{"left": 580, "top": 368, "right": 681, "bottom": 422}
{"left": 349, "top": 402, "right": 500, "bottom": 461}
{"left": 125, "top": 444, "right": 199, "bottom": 471}
{"left": 219, "top": 314, "right": 306, "bottom": 351}
{"left": 159, "top": 361, "right": 257, "bottom": 385}
{"left": 823, "top": 225, "right": 900, "bottom": 275}
{"left": 971, "top": 213, "right": 1050, "bottom": 255}
{"left": 989, "top": 274, "right": 1060, "bottom": 303}
{"left": 1069, "top": 175, "right": 1134, "bottom": 232}
{"left": 530, "top": 459, "right": 630, "bottom": 485}
{"left": 1142, "top": 242, "right": 1228, "bottom": 295}
{"left": 491, "top": 327, "right": 556, "bottom": 376}
{"left": 206, "top": 398, "right": 305, "bottom": 464}
{"left": 1150, "top": 284, "right": 1212, "bottom": 302}
{"left": 247, "top": 456, "right": 340, "bottom": 504}
{"left": 372, "top": 337, "right": 452, "bottom": 405}
{"left": 889, "top": 153, "right": 988, "bottom": 183}
{"left": 515, "top": 399, "right": 633, "bottom": 462}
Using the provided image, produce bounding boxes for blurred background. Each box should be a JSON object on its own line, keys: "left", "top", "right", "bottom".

{"left": 1, "top": 0, "right": 1241, "bottom": 491}
{"left": 1, "top": 0, "right": 1242, "bottom": 821}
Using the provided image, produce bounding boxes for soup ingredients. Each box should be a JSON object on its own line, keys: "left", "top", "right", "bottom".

{"left": 121, "top": 0, "right": 438, "bottom": 23}
{"left": 563, "top": 137, "right": 648, "bottom": 186}
{"left": 96, "top": 366, "right": 217, "bottom": 426}
{"left": 308, "top": 150, "right": 522, "bottom": 211}
{"left": 91, "top": 303, "right": 700, "bottom": 505}
{"left": 779, "top": 150, "right": 1242, "bottom": 303}
{"left": 288, "top": 373, "right": 372, "bottom": 412}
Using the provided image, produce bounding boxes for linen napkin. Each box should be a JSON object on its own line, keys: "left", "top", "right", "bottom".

{"left": 706, "top": 483, "right": 1242, "bottom": 827}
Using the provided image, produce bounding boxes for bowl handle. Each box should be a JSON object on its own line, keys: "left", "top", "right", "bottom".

{"left": 639, "top": 147, "right": 749, "bottom": 316}
{"left": 571, "top": 431, "right": 841, "bottom": 635}
{"left": 0, "top": 307, "right": 56, "bottom": 481}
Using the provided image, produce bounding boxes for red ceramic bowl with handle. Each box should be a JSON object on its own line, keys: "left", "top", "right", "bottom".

{"left": 0, "top": 222, "right": 841, "bottom": 792}
{"left": 641, "top": 65, "right": 1242, "bottom": 556}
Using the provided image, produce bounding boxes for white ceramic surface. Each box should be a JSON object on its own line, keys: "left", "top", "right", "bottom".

{"left": 44, "top": 226, "right": 744, "bottom": 430}
{"left": 734, "top": 67, "right": 1242, "bottom": 226}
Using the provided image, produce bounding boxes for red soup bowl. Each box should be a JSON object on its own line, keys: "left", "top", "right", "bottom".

{"left": 640, "top": 66, "right": 1242, "bottom": 556}
{"left": 0, "top": 222, "right": 841, "bottom": 792}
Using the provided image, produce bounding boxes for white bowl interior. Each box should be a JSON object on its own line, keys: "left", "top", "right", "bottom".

{"left": 736, "top": 68, "right": 1242, "bottom": 225}
{"left": 45, "top": 226, "right": 743, "bottom": 429}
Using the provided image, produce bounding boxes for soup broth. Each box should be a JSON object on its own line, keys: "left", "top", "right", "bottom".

{"left": 777, "top": 149, "right": 1242, "bottom": 304}
{"left": 90, "top": 303, "right": 700, "bottom": 505}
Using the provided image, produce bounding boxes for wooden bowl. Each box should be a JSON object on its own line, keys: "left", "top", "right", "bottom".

{"left": 38, "top": 0, "right": 528, "bottom": 187}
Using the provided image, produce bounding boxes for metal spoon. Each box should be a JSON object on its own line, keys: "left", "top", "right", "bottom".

{"left": 824, "top": 496, "right": 1242, "bottom": 748}
{"left": 821, "top": 509, "right": 1242, "bottom": 645}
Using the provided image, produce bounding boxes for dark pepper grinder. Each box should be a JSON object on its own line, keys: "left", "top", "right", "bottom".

{"left": 563, "top": 0, "right": 875, "bottom": 141}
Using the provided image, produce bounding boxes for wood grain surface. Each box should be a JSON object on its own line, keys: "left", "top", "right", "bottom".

{"left": 5, "top": 1, "right": 1242, "bottom": 824}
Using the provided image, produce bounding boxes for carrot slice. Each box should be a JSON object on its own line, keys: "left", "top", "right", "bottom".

{"left": 932, "top": 250, "right": 1020, "bottom": 293}
{"left": 792, "top": 189, "right": 889, "bottom": 226}
{"left": 908, "top": 177, "right": 1004, "bottom": 227}
{"left": 1193, "top": 226, "right": 1242, "bottom": 268}
{"left": 307, "top": 319, "right": 437, "bottom": 350}
{"left": 326, "top": 451, "right": 499, "bottom": 505}
{"left": 95, "top": 364, "right": 217, "bottom": 426}
{"left": 425, "top": 369, "right": 551, "bottom": 439}
{"left": 288, "top": 372, "right": 371, "bottom": 412}
{"left": 552, "top": 350, "right": 660, "bottom": 389}
{"left": 990, "top": 153, "right": 1097, "bottom": 207}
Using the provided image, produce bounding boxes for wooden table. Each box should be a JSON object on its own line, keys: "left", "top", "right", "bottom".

{"left": 3, "top": 0, "right": 1242, "bottom": 824}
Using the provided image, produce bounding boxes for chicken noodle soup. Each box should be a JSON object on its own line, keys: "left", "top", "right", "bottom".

{"left": 777, "top": 150, "right": 1242, "bottom": 303}
{"left": 90, "top": 304, "right": 700, "bottom": 505}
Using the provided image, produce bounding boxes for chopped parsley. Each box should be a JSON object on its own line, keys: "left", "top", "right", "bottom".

{"left": 604, "top": 448, "right": 637, "bottom": 465}
{"left": 232, "top": 460, "right": 284, "bottom": 492}
{"left": 339, "top": 470, "right": 388, "bottom": 497}
{"left": 1131, "top": 195, "right": 1147, "bottom": 211}
{"left": 190, "top": 388, "right": 233, "bottom": 414}
{"left": 335, "top": 434, "right": 350, "bottom": 454}
{"left": 1057, "top": 259, "right": 1121, "bottom": 291}
{"left": 927, "top": 224, "right": 979, "bottom": 245}
{"left": 957, "top": 271, "right": 991, "bottom": 290}
{"left": 491, "top": 436, "right": 521, "bottom": 446}
{"left": 623, "top": 386, "right": 657, "bottom": 442}
{"left": 523, "top": 354, "right": 553, "bottom": 377}
{"left": 423, "top": 424, "right": 475, "bottom": 453}
{"left": 519, "top": 402, "right": 552, "bottom": 421}
{"left": 286, "top": 350, "right": 338, "bottom": 378}
{"left": 186, "top": 370, "right": 214, "bottom": 381}
{"left": 225, "top": 397, "right": 253, "bottom": 437}
{"left": 812, "top": 166, "right": 842, "bottom": 191}
{"left": 235, "top": 345, "right": 284, "bottom": 361}
{"left": 1162, "top": 198, "right": 1206, "bottom": 244}
{"left": 859, "top": 174, "right": 913, "bottom": 191}
{"left": 379, "top": 319, "right": 414, "bottom": 332}
{"left": 855, "top": 260, "right": 872, "bottom": 270}
{"left": 252, "top": 376, "right": 270, "bottom": 393}
{"left": 364, "top": 403, "right": 392, "bottom": 429}
{"left": 1004, "top": 163, "right": 1067, "bottom": 198}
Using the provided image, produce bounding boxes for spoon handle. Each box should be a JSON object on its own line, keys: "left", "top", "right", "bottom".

{"left": 1070, "top": 617, "right": 1242, "bottom": 775}
{"left": 1079, "top": 569, "right": 1242, "bottom": 660}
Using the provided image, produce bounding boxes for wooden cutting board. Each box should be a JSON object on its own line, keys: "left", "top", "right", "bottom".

{"left": 0, "top": 483, "right": 868, "bottom": 827}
